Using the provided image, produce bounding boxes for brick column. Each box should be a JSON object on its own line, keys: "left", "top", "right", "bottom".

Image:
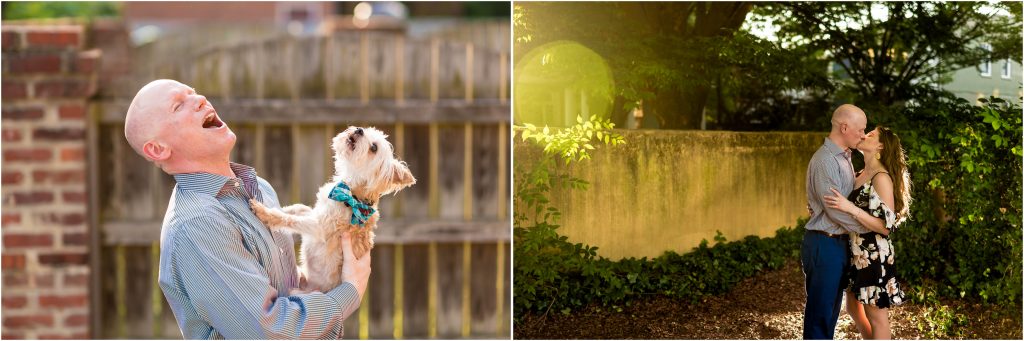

{"left": 1, "top": 25, "right": 99, "bottom": 340}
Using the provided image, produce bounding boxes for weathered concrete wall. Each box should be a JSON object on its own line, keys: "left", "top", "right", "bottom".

{"left": 516, "top": 130, "right": 823, "bottom": 260}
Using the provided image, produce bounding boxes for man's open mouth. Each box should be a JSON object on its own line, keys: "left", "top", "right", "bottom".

{"left": 202, "top": 112, "right": 224, "bottom": 129}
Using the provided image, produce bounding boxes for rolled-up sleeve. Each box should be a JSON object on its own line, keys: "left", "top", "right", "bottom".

{"left": 171, "top": 216, "right": 361, "bottom": 339}
{"left": 809, "top": 158, "right": 869, "bottom": 234}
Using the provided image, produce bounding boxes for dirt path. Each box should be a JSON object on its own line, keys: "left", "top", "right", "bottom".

{"left": 515, "top": 261, "right": 1022, "bottom": 339}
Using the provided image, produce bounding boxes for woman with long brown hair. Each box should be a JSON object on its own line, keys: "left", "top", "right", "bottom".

{"left": 824, "top": 126, "right": 911, "bottom": 339}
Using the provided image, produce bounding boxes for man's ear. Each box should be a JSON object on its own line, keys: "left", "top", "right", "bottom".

{"left": 386, "top": 161, "right": 416, "bottom": 195}
{"left": 142, "top": 140, "right": 171, "bottom": 163}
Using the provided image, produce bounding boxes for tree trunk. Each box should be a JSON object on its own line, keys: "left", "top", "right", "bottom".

{"left": 610, "top": 94, "right": 629, "bottom": 128}
{"left": 654, "top": 85, "right": 707, "bottom": 130}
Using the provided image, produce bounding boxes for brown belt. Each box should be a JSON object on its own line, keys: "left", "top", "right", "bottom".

{"left": 808, "top": 229, "right": 849, "bottom": 240}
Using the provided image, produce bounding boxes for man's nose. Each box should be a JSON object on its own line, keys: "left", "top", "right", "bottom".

{"left": 195, "top": 96, "right": 208, "bottom": 110}
{"left": 355, "top": 128, "right": 364, "bottom": 136}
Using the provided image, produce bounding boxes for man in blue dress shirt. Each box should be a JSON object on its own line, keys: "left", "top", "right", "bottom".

{"left": 803, "top": 104, "right": 871, "bottom": 339}
{"left": 124, "top": 79, "right": 370, "bottom": 339}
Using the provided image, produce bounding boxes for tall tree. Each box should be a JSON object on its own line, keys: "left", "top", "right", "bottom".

{"left": 516, "top": 2, "right": 755, "bottom": 129}
{"left": 764, "top": 2, "right": 1022, "bottom": 109}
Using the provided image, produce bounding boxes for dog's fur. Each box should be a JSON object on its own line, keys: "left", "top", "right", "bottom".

{"left": 250, "top": 126, "right": 415, "bottom": 293}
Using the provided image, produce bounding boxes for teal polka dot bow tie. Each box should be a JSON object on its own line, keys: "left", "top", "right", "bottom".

{"left": 327, "top": 181, "right": 376, "bottom": 227}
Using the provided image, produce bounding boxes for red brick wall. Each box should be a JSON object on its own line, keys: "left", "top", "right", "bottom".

{"left": 1, "top": 24, "right": 99, "bottom": 340}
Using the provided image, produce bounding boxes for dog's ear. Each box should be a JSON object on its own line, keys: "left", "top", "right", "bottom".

{"left": 384, "top": 160, "right": 416, "bottom": 195}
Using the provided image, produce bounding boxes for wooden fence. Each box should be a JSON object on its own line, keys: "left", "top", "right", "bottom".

{"left": 88, "top": 29, "right": 510, "bottom": 339}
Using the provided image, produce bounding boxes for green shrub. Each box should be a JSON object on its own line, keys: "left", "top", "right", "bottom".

{"left": 873, "top": 93, "right": 1022, "bottom": 303}
{"left": 513, "top": 218, "right": 806, "bottom": 318}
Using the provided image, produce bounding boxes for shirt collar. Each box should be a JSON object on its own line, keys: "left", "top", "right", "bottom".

{"left": 823, "top": 137, "right": 851, "bottom": 159}
{"left": 173, "top": 162, "right": 261, "bottom": 198}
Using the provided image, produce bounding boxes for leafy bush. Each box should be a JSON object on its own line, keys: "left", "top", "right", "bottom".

{"left": 908, "top": 284, "right": 970, "bottom": 339}
{"left": 514, "top": 218, "right": 806, "bottom": 318}
{"left": 872, "top": 93, "right": 1022, "bottom": 303}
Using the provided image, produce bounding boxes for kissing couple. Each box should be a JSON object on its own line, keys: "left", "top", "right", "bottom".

{"left": 802, "top": 104, "right": 912, "bottom": 340}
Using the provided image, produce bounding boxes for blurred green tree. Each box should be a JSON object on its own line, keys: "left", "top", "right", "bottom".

{"left": 515, "top": 2, "right": 831, "bottom": 130}
{"left": 1, "top": 1, "right": 120, "bottom": 21}
{"left": 762, "top": 1, "right": 1022, "bottom": 111}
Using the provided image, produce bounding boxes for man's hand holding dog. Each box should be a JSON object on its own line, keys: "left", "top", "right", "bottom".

{"left": 340, "top": 232, "right": 371, "bottom": 300}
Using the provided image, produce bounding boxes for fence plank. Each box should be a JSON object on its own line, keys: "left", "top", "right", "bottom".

{"left": 87, "top": 103, "right": 104, "bottom": 338}
{"left": 295, "top": 124, "right": 331, "bottom": 204}
{"left": 360, "top": 32, "right": 369, "bottom": 105}
{"left": 428, "top": 242, "right": 438, "bottom": 338}
{"left": 495, "top": 241, "right": 506, "bottom": 334}
{"left": 470, "top": 242, "right": 499, "bottom": 333}
{"left": 393, "top": 123, "right": 405, "bottom": 217}
{"left": 395, "top": 37, "right": 405, "bottom": 106}
{"left": 231, "top": 124, "right": 258, "bottom": 170}
{"left": 461, "top": 241, "right": 472, "bottom": 337}
{"left": 324, "top": 124, "right": 335, "bottom": 185}
{"left": 497, "top": 123, "right": 508, "bottom": 219}
{"left": 150, "top": 241, "right": 162, "bottom": 338}
{"left": 430, "top": 38, "right": 439, "bottom": 103}
{"left": 499, "top": 52, "right": 508, "bottom": 104}
{"left": 463, "top": 123, "right": 473, "bottom": 221}
{"left": 115, "top": 245, "right": 127, "bottom": 338}
{"left": 436, "top": 243, "right": 463, "bottom": 336}
{"left": 428, "top": 123, "right": 440, "bottom": 218}
{"left": 368, "top": 245, "right": 394, "bottom": 339}
{"left": 359, "top": 288, "right": 369, "bottom": 339}
{"left": 108, "top": 128, "right": 124, "bottom": 219}
{"left": 289, "top": 123, "right": 301, "bottom": 204}
{"left": 470, "top": 124, "right": 500, "bottom": 219}
{"left": 393, "top": 244, "right": 404, "bottom": 339}
{"left": 438, "top": 125, "right": 466, "bottom": 219}
{"left": 465, "top": 43, "right": 474, "bottom": 103}
{"left": 262, "top": 125, "right": 293, "bottom": 201}
{"left": 400, "top": 244, "right": 429, "bottom": 338}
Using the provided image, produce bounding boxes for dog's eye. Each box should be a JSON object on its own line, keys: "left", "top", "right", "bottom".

{"left": 370, "top": 143, "right": 377, "bottom": 153}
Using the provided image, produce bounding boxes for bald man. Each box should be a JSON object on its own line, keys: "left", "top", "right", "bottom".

{"left": 802, "top": 104, "right": 872, "bottom": 339}
{"left": 125, "top": 79, "right": 370, "bottom": 339}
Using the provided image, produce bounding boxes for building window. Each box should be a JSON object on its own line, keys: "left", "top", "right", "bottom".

{"left": 979, "top": 43, "right": 992, "bottom": 77}
{"left": 1001, "top": 59, "right": 1011, "bottom": 79}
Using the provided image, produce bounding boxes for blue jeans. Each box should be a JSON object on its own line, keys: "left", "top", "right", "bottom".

{"left": 801, "top": 230, "right": 849, "bottom": 339}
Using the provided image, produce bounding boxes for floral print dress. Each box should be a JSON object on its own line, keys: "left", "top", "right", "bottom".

{"left": 846, "top": 172, "right": 906, "bottom": 308}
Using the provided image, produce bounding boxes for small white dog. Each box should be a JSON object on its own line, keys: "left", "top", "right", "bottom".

{"left": 250, "top": 126, "right": 415, "bottom": 293}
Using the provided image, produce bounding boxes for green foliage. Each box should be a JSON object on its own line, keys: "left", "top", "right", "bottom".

{"left": 513, "top": 114, "right": 625, "bottom": 317}
{"left": 919, "top": 304, "right": 969, "bottom": 339}
{"left": 518, "top": 115, "right": 625, "bottom": 164}
{"left": 2, "top": 2, "right": 120, "bottom": 21}
{"left": 911, "top": 285, "right": 969, "bottom": 339}
{"left": 762, "top": 2, "right": 1023, "bottom": 107}
{"left": 515, "top": 2, "right": 830, "bottom": 130}
{"left": 514, "top": 218, "right": 806, "bottom": 318}
{"left": 873, "top": 92, "right": 1022, "bottom": 303}
{"left": 513, "top": 114, "right": 623, "bottom": 225}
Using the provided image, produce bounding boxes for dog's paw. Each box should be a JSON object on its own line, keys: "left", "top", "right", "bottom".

{"left": 249, "top": 199, "right": 273, "bottom": 223}
{"left": 282, "top": 204, "right": 313, "bottom": 215}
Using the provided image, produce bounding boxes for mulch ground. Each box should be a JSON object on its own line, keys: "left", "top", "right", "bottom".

{"left": 515, "top": 261, "right": 1022, "bottom": 339}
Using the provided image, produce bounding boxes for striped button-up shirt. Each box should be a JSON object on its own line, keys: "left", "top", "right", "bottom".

{"left": 158, "top": 162, "right": 360, "bottom": 339}
{"left": 805, "top": 137, "right": 870, "bottom": 235}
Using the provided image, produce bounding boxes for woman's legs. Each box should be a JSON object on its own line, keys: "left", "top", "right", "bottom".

{"left": 864, "top": 304, "right": 891, "bottom": 339}
{"left": 846, "top": 290, "right": 873, "bottom": 339}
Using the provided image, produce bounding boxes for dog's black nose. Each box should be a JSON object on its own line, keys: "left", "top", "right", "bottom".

{"left": 354, "top": 128, "right": 364, "bottom": 136}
